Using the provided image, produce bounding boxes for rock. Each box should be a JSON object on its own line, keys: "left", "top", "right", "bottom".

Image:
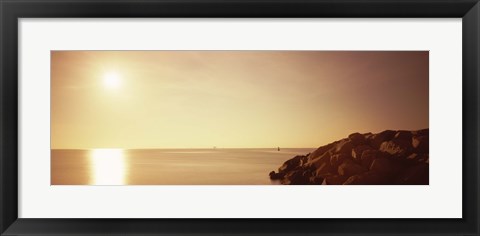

{"left": 333, "top": 139, "right": 354, "bottom": 155}
{"left": 271, "top": 128, "right": 428, "bottom": 185}
{"left": 387, "top": 157, "right": 410, "bottom": 176}
{"left": 302, "top": 169, "right": 314, "bottom": 178}
{"left": 369, "top": 158, "right": 393, "bottom": 176}
{"left": 379, "top": 139, "right": 412, "bottom": 156}
{"left": 394, "top": 130, "right": 413, "bottom": 140}
{"left": 395, "top": 164, "right": 429, "bottom": 185}
{"left": 310, "top": 176, "right": 324, "bottom": 184}
{"left": 352, "top": 145, "right": 372, "bottom": 161}
{"left": 406, "top": 153, "right": 428, "bottom": 164}
{"left": 307, "top": 151, "right": 331, "bottom": 169}
{"left": 330, "top": 153, "right": 349, "bottom": 167}
{"left": 418, "top": 154, "right": 429, "bottom": 164}
{"left": 308, "top": 142, "right": 336, "bottom": 160}
{"left": 406, "top": 153, "right": 418, "bottom": 161}
{"left": 322, "top": 175, "right": 348, "bottom": 185}
{"left": 269, "top": 171, "right": 284, "bottom": 180}
{"left": 348, "top": 132, "right": 366, "bottom": 145}
{"left": 360, "top": 149, "right": 387, "bottom": 169}
{"left": 412, "top": 135, "right": 429, "bottom": 153}
{"left": 315, "top": 162, "right": 335, "bottom": 177}
{"left": 338, "top": 159, "right": 367, "bottom": 177}
{"left": 343, "top": 171, "right": 387, "bottom": 185}
{"left": 369, "top": 130, "right": 396, "bottom": 148}
{"left": 412, "top": 128, "right": 429, "bottom": 136}
{"left": 364, "top": 133, "right": 374, "bottom": 140}
{"left": 281, "top": 169, "right": 311, "bottom": 185}
{"left": 278, "top": 155, "right": 307, "bottom": 173}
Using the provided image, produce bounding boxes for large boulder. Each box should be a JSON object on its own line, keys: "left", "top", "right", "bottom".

{"left": 412, "top": 135, "right": 429, "bottom": 153}
{"left": 308, "top": 142, "right": 336, "bottom": 160}
{"left": 364, "top": 132, "right": 374, "bottom": 140}
{"left": 281, "top": 169, "right": 311, "bottom": 185}
{"left": 360, "top": 149, "right": 388, "bottom": 169}
{"left": 369, "top": 130, "right": 396, "bottom": 149}
{"left": 338, "top": 159, "right": 367, "bottom": 177}
{"left": 314, "top": 161, "right": 335, "bottom": 177}
{"left": 406, "top": 153, "right": 429, "bottom": 164}
{"left": 269, "top": 171, "right": 284, "bottom": 180}
{"left": 333, "top": 139, "right": 354, "bottom": 155}
{"left": 310, "top": 176, "right": 325, "bottom": 184}
{"left": 278, "top": 155, "right": 308, "bottom": 173}
{"left": 307, "top": 151, "right": 331, "bottom": 169}
{"left": 352, "top": 145, "right": 373, "bottom": 161}
{"left": 369, "top": 158, "right": 393, "bottom": 176}
{"left": 394, "top": 130, "right": 413, "bottom": 140}
{"left": 406, "top": 153, "right": 419, "bottom": 161}
{"left": 330, "top": 153, "right": 350, "bottom": 168}
{"left": 379, "top": 139, "right": 413, "bottom": 156}
{"left": 419, "top": 154, "right": 429, "bottom": 164}
{"left": 348, "top": 132, "right": 366, "bottom": 145}
{"left": 387, "top": 157, "right": 410, "bottom": 176}
{"left": 412, "top": 128, "right": 429, "bottom": 136}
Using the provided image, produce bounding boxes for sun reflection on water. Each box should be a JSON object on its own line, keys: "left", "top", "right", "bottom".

{"left": 90, "top": 149, "right": 127, "bottom": 185}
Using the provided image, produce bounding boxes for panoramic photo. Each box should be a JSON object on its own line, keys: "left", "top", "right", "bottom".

{"left": 51, "top": 51, "right": 429, "bottom": 185}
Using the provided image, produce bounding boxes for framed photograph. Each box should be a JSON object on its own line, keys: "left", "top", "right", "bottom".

{"left": 1, "top": 0, "right": 479, "bottom": 235}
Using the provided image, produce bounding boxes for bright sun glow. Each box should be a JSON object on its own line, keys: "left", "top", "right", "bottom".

{"left": 103, "top": 72, "right": 121, "bottom": 89}
{"left": 90, "top": 149, "right": 126, "bottom": 185}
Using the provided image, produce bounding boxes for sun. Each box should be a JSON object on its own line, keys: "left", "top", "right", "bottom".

{"left": 103, "top": 72, "right": 121, "bottom": 89}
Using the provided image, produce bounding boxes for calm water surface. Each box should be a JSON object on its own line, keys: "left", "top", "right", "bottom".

{"left": 51, "top": 148, "right": 314, "bottom": 185}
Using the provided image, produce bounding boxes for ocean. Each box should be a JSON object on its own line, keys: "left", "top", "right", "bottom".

{"left": 51, "top": 148, "right": 315, "bottom": 185}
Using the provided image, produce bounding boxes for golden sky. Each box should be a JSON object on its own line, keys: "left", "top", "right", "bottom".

{"left": 51, "top": 51, "right": 428, "bottom": 149}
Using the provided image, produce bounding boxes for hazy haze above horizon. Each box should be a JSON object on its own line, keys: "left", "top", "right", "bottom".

{"left": 51, "top": 51, "right": 428, "bottom": 149}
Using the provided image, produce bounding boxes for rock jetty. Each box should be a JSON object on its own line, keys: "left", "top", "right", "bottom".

{"left": 269, "top": 129, "right": 429, "bottom": 185}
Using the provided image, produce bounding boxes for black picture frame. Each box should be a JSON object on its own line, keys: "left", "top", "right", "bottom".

{"left": 1, "top": 0, "right": 479, "bottom": 235}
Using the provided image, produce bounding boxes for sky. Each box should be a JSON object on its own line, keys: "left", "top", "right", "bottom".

{"left": 51, "top": 51, "right": 428, "bottom": 149}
